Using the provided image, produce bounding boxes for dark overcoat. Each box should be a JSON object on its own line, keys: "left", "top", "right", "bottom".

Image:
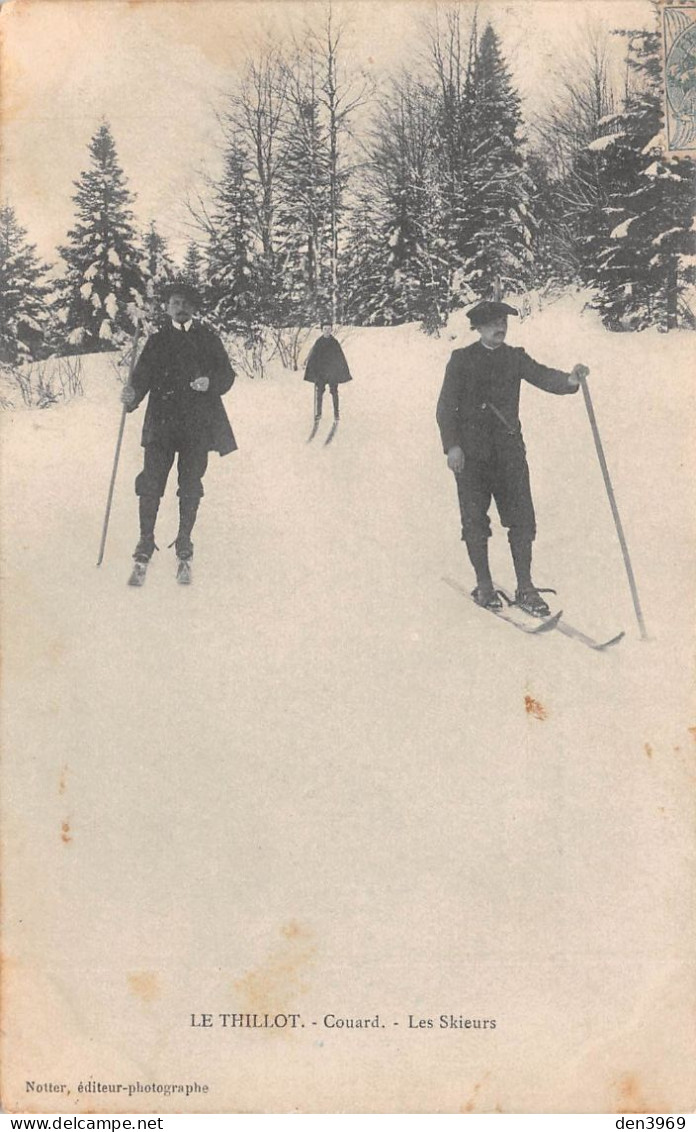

{"left": 303, "top": 335, "right": 352, "bottom": 385}
{"left": 128, "top": 321, "right": 237, "bottom": 455}
{"left": 436, "top": 341, "right": 576, "bottom": 461}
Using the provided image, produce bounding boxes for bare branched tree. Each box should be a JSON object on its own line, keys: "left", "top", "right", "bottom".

{"left": 278, "top": 39, "right": 330, "bottom": 306}
{"left": 533, "top": 21, "right": 617, "bottom": 179}
{"left": 308, "top": 4, "right": 373, "bottom": 320}
{"left": 424, "top": 3, "right": 477, "bottom": 181}
{"left": 221, "top": 35, "right": 290, "bottom": 264}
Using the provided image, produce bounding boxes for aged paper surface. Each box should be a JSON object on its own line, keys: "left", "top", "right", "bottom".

{"left": 1, "top": 0, "right": 695, "bottom": 1115}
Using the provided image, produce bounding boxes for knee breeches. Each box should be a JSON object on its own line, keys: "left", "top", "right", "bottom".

{"left": 135, "top": 439, "right": 209, "bottom": 500}
{"left": 455, "top": 450, "right": 536, "bottom": 543}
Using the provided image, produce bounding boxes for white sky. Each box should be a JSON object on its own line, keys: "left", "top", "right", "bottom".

{"left": 1, "top": 0, "right": 653, "bottom": 265}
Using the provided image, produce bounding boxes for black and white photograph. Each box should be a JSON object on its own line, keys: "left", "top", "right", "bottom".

{"left": 1, "top": 0, "right": 694, "bottom": 1116}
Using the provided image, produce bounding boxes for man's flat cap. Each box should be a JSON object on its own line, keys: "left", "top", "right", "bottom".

{"left": 467, "top": 300, "right": 519, "bottom": 327}
{"left": 163, "top": 278, "right": 202, "bottom": 307}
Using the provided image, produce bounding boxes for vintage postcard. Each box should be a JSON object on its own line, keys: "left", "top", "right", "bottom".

{"left": 1, "top": 0, "right": 694, "bottom": 1115}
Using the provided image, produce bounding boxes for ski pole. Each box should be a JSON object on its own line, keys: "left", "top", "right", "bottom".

{"left": 579, "top": 375, "right": 648, "bottom": 640}
{"left": 96, "top": 323, "right": 142, "bottom": 567}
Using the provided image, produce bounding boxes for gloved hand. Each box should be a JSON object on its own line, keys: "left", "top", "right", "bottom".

{"left": 190, "top": 376, "right": 210, "bottom": 392}
{"left": 447, "top": 445, "right": 465, "bottom": 474}
{"left": 568, "top": 364, "right": 590, "bottom": 388}
{"left": 121, "top": 385, "right": 136, "bottom": 407}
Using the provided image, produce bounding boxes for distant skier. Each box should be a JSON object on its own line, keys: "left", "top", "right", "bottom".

{"left": 304, "top": 320, "right": 352, "bottom": 442}
{"left": 120, "top": 279, "right": 236, "bottom": 585}
{"left": 436, "top": 299, "right": 589, "bottom": 617}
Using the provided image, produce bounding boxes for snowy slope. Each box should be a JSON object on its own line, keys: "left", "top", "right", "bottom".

{"left": 1, "top": 299, "right": 694, "bottom": 1113}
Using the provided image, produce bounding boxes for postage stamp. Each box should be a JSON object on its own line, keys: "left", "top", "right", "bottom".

{"left": 663, "top": 4, "right": 696, "bottom": 152}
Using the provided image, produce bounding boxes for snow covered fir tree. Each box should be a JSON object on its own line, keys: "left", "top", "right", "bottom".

{"left": 182, "top": 242, "right": 204, "bottom": 292}
{"left": 3, "top": 5, "right": 695, "bottom": 364}
{"left": 579, "top": 29, "right": 696, "bottom": 330}
{"left": 530, "top": 22, "right": 696, "bottom": 330}
{"left": 56, "top": 122, "right": 145, "bottom": 352}
{"left": 143, "top": 221, "right": 176, "bottom": 314}
{"left": 275, "top": 44, "right": 333, "bottom": 324}
{"left": 342, "top": 14, "right": 538, "bottom": 328}
{"left": 342, "top": 78, "right": 449, "bottom": 328}
{"left": 461, "top": 24, "right": 536, "bottom": 298}
{"left": 206, "top": 139, "right": 263, "bottom": 335}
{"left": 0, "top": 204, "right": 53, "bottom": 364}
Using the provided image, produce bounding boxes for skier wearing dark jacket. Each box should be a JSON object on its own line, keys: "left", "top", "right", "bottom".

{"left": 121, "top": 280, "right": 236, "bottom": 576}
{"left": 304, "top": 321, "right": 352, "bottom": 425}
{"left": 436, "top": 300, "right": 588, "bottom": 617}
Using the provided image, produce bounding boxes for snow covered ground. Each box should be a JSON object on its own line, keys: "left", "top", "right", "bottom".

{"left": 2, "top": 296, "right": 694, "bottom": 1113}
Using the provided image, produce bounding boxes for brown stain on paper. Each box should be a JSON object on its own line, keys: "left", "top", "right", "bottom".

{"left": 644, "top": 743, "right": 653, "bottom": 759}
{"left": 59, "top": 765, "right": 68, "bottom": 794}
{"left": 613, "top": 1072, "right": 655, "bottom": 1114}
{"left": 673, "top": 729, "right": 696, "bottom": 785}
{"left": 123, "top": 0, "right": 250, "bottom": 74}
{"left": 233, "top": 921, "right": 316, "bottom": 1014}
{"left": 127, "top": 971, "right": 161, "bottom": 1003}
{"left": 524, "top": 695, "right": 547, "bottom": 721}
{"left": 0, "top": 9, "right": 31, "bottom": 124}
{"left": 60, "top": 820, "right": 72, "bottom": 845}
{"left": 460, "top": 1073, "right": 491, "bottom": 1113}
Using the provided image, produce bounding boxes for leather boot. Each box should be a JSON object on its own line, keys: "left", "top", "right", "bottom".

{"left": 176, "top": 495, "right": 200, "bottom": 560}
{"left": 509, "top": 535, "right": 533, "bottom": 591}
{"left": 465, "top": 539, "right": 493, "bottom": 590}
{"left": 465, "top": 540, "right": 502, "bottom": 609}
{"left": 133, "top": 495, "right": 160, "bottom": 561}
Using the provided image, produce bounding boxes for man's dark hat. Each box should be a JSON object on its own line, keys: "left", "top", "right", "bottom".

{"left": 467, "top": 300, "right": 519, "bottom": 328}
{"left": 163, "top": 278, "right": 202, "bottom": 308}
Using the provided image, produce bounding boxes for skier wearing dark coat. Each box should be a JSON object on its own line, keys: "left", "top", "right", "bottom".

{"left": 121, "top": 280, "right": 236, "bottom": 575}
{"left": 436, "top": 300, "right": 589, "bottom": 616}
{"left": 304, "top": 321, "right": 352, "bottom": 424}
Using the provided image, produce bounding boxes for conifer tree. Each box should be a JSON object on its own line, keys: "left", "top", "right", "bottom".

{"left": 143, "top": 220, "right": 176, "bottom": 311}
{"left": 346, "top": 78, "right": 448, "bottom": 327}
{"left": 580, "top": 30, "right": 696, "bottom": 329}
{"left": 182, "top": 241, "right": 204, "bottom": 290}
{"left": 425, "top": 4, "right": 478, "bottom": 304}
{"left": 0, "top": 204, "right": 53, "bottom": 364}
{"left": 341, "top": 196, "right": 392, "bottom": 325}
{"left": 277, "top": 45, "right": 332, "bottom": 322}
{"left": 207, "top": 140, "right": 262, "bottom": 333}
{"left": 57, "top": 122, "right": 145, "bottom": 351}
{"left": 462, "top": 24, "right": 535, "bottom": 297}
